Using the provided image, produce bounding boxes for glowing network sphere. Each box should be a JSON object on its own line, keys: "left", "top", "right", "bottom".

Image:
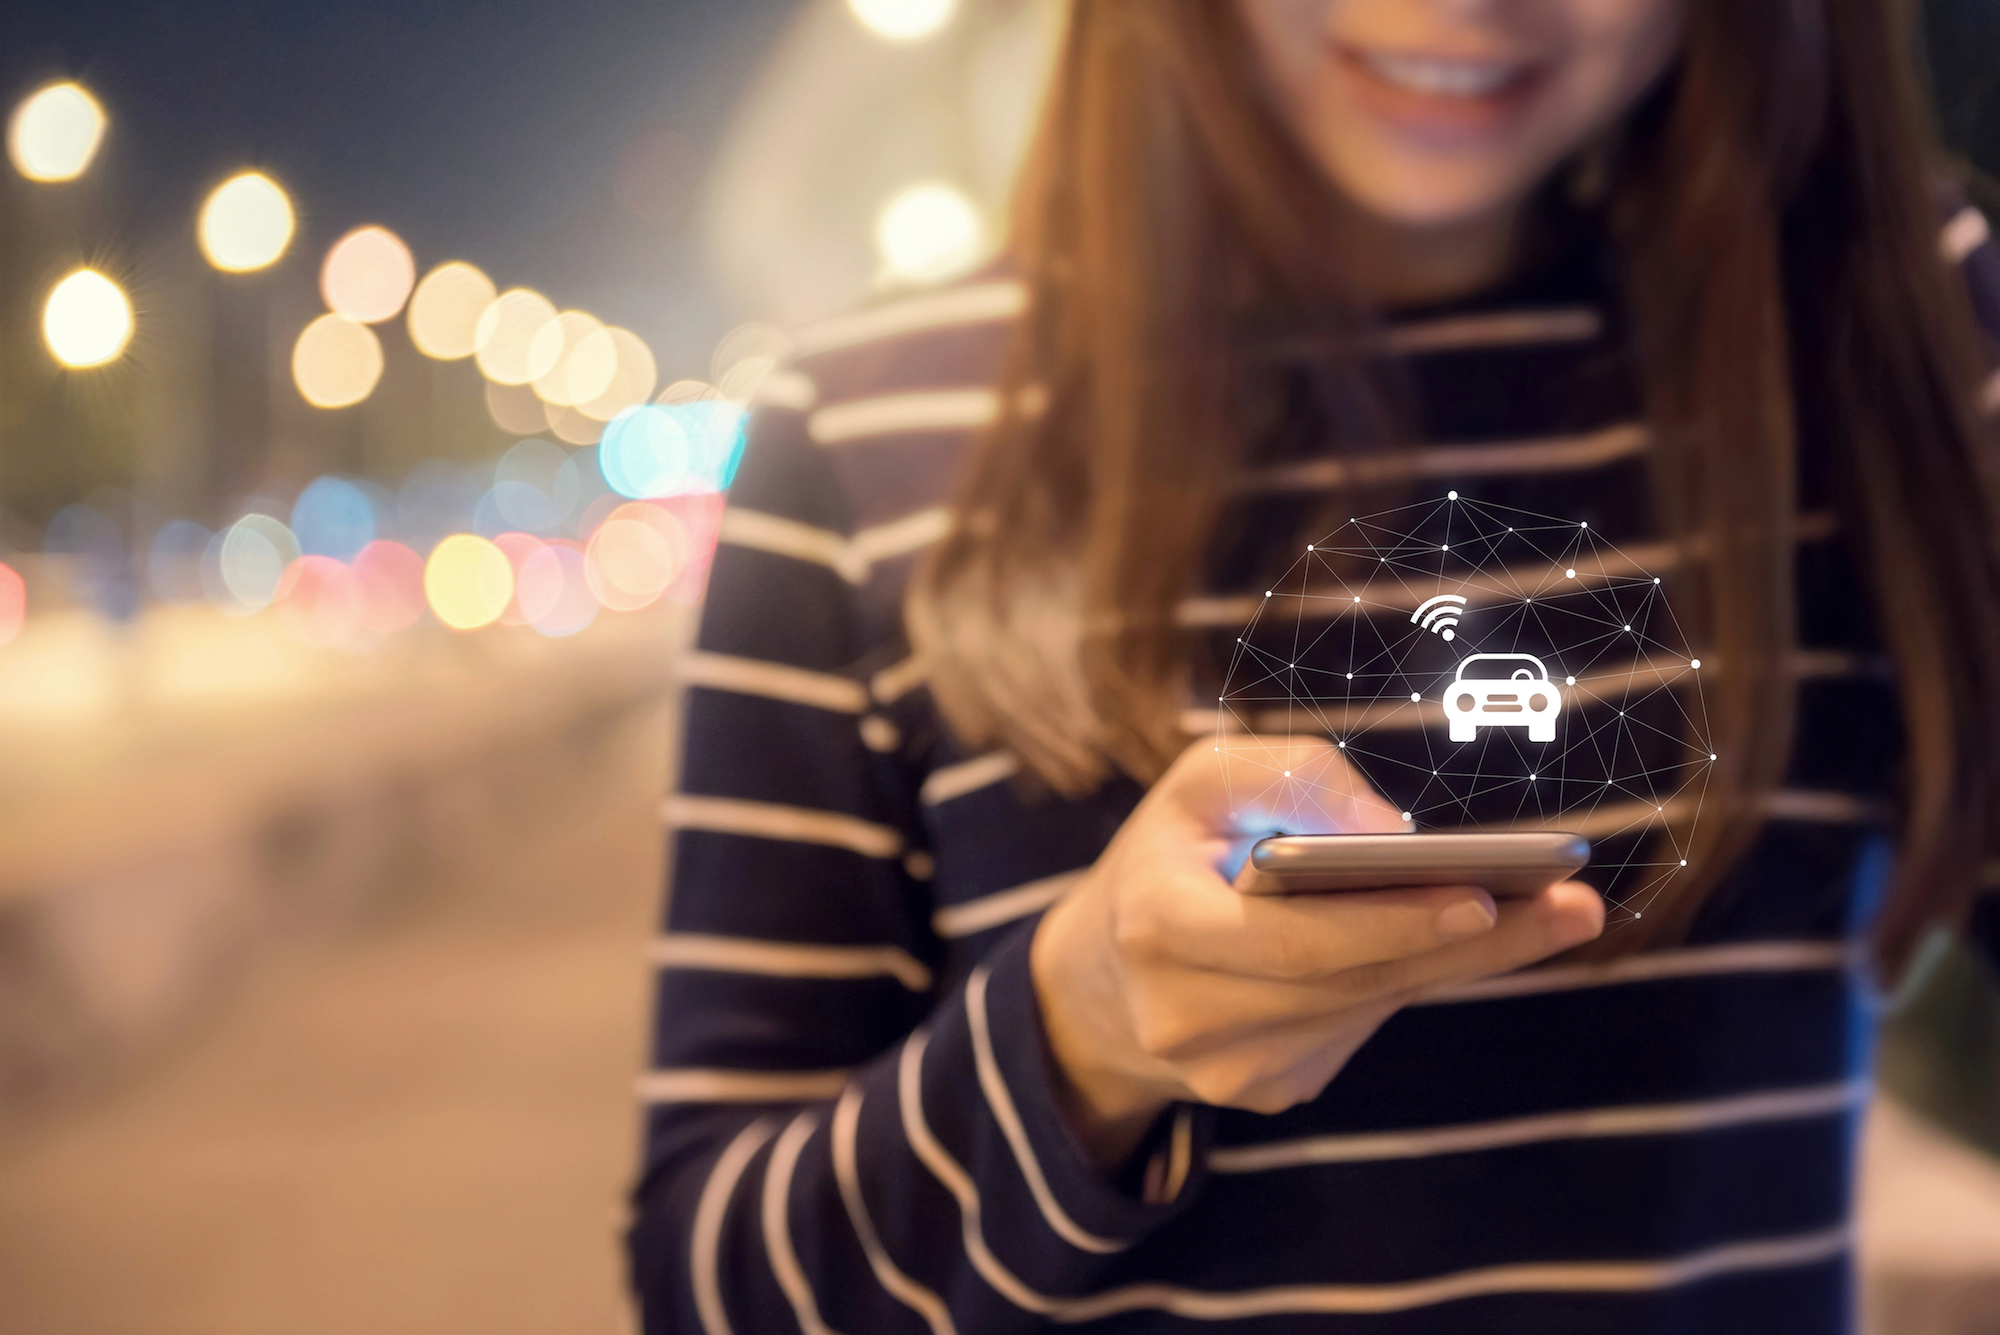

{"left": 321, "top": 225, "right": 417, "bottom": 323}
{"left": 425, "top": 533, "right": 514, "bottom": 630}
{"left": 848, "top": 0, "right": 957, "bottom": 41}
{"left": 199, "top": 172, "right": 295, "bottom": 272}
{"left": 8, "top": 81, "right": 107, "bottom": 182}
{"left": 42, "top": 268, "right": 133, "bottom": 368}
{"left": 1215, "top": 495, "right": 1713, "bottom": 926}
{"left": 292, "top": 314, "right": 384, "bottom": 408}
{"left": 875, "top": 182, "right": 983, "bottom": 285}
{"left": 408, "top": 261, "right": 497, "bottom": 360}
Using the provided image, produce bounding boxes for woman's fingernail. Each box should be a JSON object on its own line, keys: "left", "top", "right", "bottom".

{"left": 1435, "top": 898, "right": 1497, "bottom": 940}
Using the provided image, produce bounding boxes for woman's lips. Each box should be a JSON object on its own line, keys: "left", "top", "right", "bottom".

{"left": 1335, "top": 45, "right": 1547, "bottom": 140}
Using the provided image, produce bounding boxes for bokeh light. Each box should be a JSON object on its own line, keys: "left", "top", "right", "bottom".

{"left": 848, "top": 0, "right": 957, "bottom": 42}
{"left": 352, "top": 540, "right": 427, "bottom": 634}
{"left": 531, "top": 310, "right": 614, "bottom": 406}
{"left": 217, "top": 514, "right": 301, "bottom": 611}
{"left": 275, "top": 555, "right": 361, "bottom": 648}
{"left": 484, "top": 381, "right": 548, "bottom": 435}
{"left": 578, "top": 327, "right": 658, "bottom": 421}
{"left": 199, "top": 171, "right": 295, "bottom": 273}
{"left": 148, "top": 520, "right": 212, "bottom": 603}
{"left": 8, "top": 81, "right": 107, "bottom": 182}
{"left": 292, "top": 314, "right": 384, "bottom": 408}
{"left": 519, "top": 542, "right": 598, "bottom": 637}
{"left": 585, "top": 502, "right": 687, "bottom": 611}
{"left": 291, "top": 476, "right": 378, "bottom": 560}
{"left": 0, "top": 561, "right": 24, "bottom": 648}
{"left": 472, "top": 288, "right": 558, "bottom": 385}
{"left": 543, "top": 401, "right": 605, "bottom": 446}
{"left": 408, "top": 261, "right": 497, "bottom": 359}
{"left": 321, "top": 225, "right": 417, "bottom": 324}
{"left": 42, "top": 268, "right": 134, "bottom": 368}
{"left": 599, "top": 401, "right": 747, "bottom": 499}
{"left": 875, "top": 182, "right": 983, "bottom": 285}
{"left": 424, "top": 533, "right": 514, "bottom": 630}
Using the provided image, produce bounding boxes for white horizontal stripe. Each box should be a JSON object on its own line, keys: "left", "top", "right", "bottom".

{"left": 1179, "top": 538, "right": 1682, "bottom": 627}
{"left": 678, "top": 651, "right": 869, "bottom": 714}
{"left": 809, "top": 389, "right": 1000, "bottom": 446}
{"left": 871, "top": 655, "right": 929, "bottom": 704}
{"left": 716, "top": 507, "right": 948, "bottom": 584}
{"left": 1181, "top": 513, "right": 1837, "bottom": 628}
{"left": 1209, "top": 1079, "right": 1866, "bottom": 1173}
{"left": 1385, "top": 307, "right": 1602, "bottom": 354}
{"left": 763, "top": 1113, "right": 845, "bottom": 1335}
{"left": 755, "top": 369, "right": 819, "bottom": 411}
{"left": 852, "top": 506, "right": 953, "bottom": 566}
{"left": 639, "top": 1068, "right": 851, "bottom": 1104}
{"left": 1242, "top": 423, "right": 1648, "bottom": 494}
{"left": 693, "top": 1117, "right": 777, "bottom": 1335}
{"left": 967, "top": 966, "right": 1127, "bottom": 1254}
{"left": 718, "top": 508, "right": 863, "bottom": 581}
{"left": 921, "top": 751, "right": 1020, "bottom": 806}
{"left": 664, "top": 794, "right": 904, "bottom": 858}
{"left": 650, "top": 933, "right": 933, "bottom": 992}
{"left": 933, "top": 871, "right": 1084, "bottom": 939}
{"left": 792, "top": 281, "right": 1026, "bottom": 358}
{"left": 833, "top": 1084, "right": 959, "bottom": 1335}
{"left": 900, "top": 1028, "right": 1850, "bottom": 1321}
{"left": 1942, "top": 205, "right": 1991, "bottom": 263}
{"left": 1419, "top": 938, "right": 1857, "bottom": 1006}
{"left": 1196, "top": 649, "right": 1870, "bottom": 738}
{"left": 1052, "top": 1225, "right": 1852, "bottom": 1321}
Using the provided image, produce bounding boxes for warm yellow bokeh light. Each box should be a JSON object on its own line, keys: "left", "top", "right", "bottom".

{"left": 42, "top": 268, "right": 133, "bottom": 368}
{"left": 578, "top": 327, "right": 658, "bottom": 421}
{"left": 8, "top": 82, "right": 107, "bottom": 182}
{"left": 424, "top": 534, "right": 514, "bottom": 630}
{"left": 321, "top": 225, "right": 416, "bottom": 323}
{"left": 292, "top": 313, "right": 383, "bottom": 408}
{"left": 472, "top": 288, "right": 558, "bottom": 385}
{"left": 875, "top": 181, "right": 983, "bottom": 285}
{"left": 408, "top": 261, "right": 496, "bottom": 359}
{"left": 199, "top": 171, "right": 295, "bottom": 272}
{"left": 847, "top": 0, "right": 957, "bottom": 42}
{"left": 531, "top": 310, "right": 615, "bottom": 406}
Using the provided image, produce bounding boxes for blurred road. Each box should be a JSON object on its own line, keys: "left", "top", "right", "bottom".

{"left": 0, "top": 690, "right": 667, "bottom": 1334}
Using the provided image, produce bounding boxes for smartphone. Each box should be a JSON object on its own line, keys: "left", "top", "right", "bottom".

{"left": 1241, "top": 831, "right": 1590, "bottom": 898}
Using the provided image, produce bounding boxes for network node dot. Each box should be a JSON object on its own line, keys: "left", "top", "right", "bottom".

{"left": 1529, "top": 773, "right": 1537, "bottom": 781}
{"left": 1441, "top": 543, "right": 1449, "bottom": 551}
{"left": 1346, "top": 672, "right": 1353, "bottom": 680}
{"left": 1284, "top": 771, "right": 1291, "bottom": 777}
{"left": 1624, "top": 624, "right": 1632, "bottom": 631}
{"left": 1566, "top": 675, "right": 1576, "bottom": 686}
{"left": 1654, "top": 577, "right": 1661, "bottom": 584}
{"left": 1307, "top": 544, "right": 1315, "bottom": 551}
{"left": 1710, "top": 753, "right": 1718, "bottom": 760}
{"left": 1353, "top": 595, "right": 1361, "bottom": 602}
{"left": 1691, "top": 659, "right": 1701, "bottom": 669}
{"left": 1448, "top": 490, "right": 1458, "bottom": 500}
{"left": 1681, "top": 859, "right": 1688, "bottom": 866}
{"left": 1265, "top": 591, "right": 1272, "bottom": 597}
{"left": 1400, "top": 812, "right": 1412, "bottom": 822}
{"left": 1566, "top": 568, "right": 1576, "bottom": 578}
{"left": 1634, "top": 912, "right": 1642, "bottom": 919}
{"left": 1581, "top": 521, "right": 1589, "bottom": 529}
{"left": 1337, "top": 741, "right": 1345, "bottom": 749}
{"left": 1410, "top": 692, "right": 1421, "bottom": 702}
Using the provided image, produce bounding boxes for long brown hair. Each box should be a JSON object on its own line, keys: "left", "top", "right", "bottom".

{"left": 906, "top": 0, "right": 2000, "bottom": 973}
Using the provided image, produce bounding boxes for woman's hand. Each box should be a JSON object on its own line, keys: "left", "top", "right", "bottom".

{"left": 1030, "top": 738, "right": 1605, "bottom": 1169}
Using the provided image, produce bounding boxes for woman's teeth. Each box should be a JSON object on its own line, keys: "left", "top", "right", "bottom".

{"left": 1359, "top": 52, "right": 1526, "bottom": 98}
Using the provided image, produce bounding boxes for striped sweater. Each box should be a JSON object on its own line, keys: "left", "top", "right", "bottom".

{"left": 630, "top": 203, "right": 2000, "bottom": 1333}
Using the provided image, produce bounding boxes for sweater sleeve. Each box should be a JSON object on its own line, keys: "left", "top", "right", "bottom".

{"left": 625, "top": 393, "right": 1207, "bottom": 1334}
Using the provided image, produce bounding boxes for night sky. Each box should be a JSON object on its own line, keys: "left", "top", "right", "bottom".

{"left": 3, "top": 0, "right": 799, "bottom": 363}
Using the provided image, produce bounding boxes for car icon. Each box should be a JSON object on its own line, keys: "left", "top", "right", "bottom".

{"left": 1446, "top": 653, "right": 1561, "bottom": 743}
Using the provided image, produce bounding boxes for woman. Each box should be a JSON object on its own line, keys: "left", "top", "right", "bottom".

{"left": 631, "top": 0, "right": 2000, "bottom": 1330}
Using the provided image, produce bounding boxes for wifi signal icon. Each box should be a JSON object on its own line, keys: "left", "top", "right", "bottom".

{"left": 1412, "top": 593, "right": 1468, "bottom": 641}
